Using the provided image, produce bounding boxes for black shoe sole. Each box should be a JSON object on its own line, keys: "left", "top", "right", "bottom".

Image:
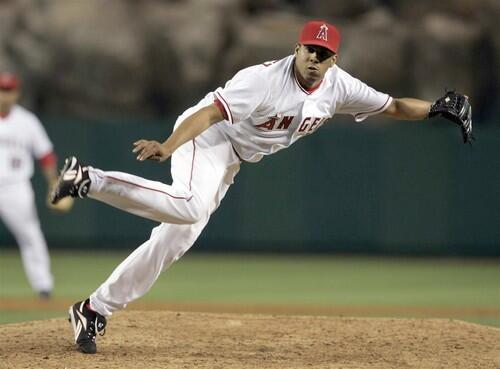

{"left": 77, "top": 345, "right": 97, "bottom": 354}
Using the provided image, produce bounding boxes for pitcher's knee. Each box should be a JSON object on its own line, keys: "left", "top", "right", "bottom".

{"left": 183, "top": 200, "right": 208, "bottom": 224}
{"left": 157, "top": 197, "right": 208, "bottom": 224}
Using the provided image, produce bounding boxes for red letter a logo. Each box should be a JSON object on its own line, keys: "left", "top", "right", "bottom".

{"left": 316, "top": 24, "right": 328, "bottom": 41}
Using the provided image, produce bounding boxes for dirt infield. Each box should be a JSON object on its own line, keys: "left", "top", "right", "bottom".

{"left": 1, "top": 311, "right": 499, "bottom": 369}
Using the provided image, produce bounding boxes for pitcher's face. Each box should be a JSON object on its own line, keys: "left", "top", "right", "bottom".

{"left": 294, "top": 44, "right": 337, "bottom": 87}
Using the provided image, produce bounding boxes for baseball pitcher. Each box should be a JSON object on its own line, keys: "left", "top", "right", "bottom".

{"left": 50, "top": 21, "right": 473, "bottom": 353}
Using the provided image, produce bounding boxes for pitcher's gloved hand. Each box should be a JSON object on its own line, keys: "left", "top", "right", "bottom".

{"left": 429, "top": 91, "right": 473, "bottom": 144}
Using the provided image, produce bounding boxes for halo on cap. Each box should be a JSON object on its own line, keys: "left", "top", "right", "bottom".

{"left": 299, "top": 20, "right": 341, "bottom": 54}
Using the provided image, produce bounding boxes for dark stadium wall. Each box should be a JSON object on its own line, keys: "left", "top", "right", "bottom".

{"left": 1, "top": 117, "right": 499, "bottom": 256}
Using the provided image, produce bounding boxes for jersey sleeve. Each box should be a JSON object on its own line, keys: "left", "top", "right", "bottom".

{"left": 214, "top": 67, "right": 269, "bottom": 124}
{"left": 30, "top": 115, "right": 54, "bottom": 159}
{"left": 335, "top": 71, "right": 392, "bottom": 122}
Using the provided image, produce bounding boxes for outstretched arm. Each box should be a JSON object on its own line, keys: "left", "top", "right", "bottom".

{"left": 133, "top": 103, "right": 224, "bottom": 162}
{"left": 381, "top": 98, "right": 432, "bottom": 120}
{"left": 381, "top": 93, "right": 473, "bottom": 143}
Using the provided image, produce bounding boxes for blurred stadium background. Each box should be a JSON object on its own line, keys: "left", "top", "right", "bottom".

{"left": 1, "top": 0, "right": 499, "bottom": 326}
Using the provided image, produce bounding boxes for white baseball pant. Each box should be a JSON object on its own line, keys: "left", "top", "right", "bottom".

{"left": 88, "top": 123, "right": 240, "bottom": 317}
{"left": 0, "top": 181, "right": 53, "bottom": 293}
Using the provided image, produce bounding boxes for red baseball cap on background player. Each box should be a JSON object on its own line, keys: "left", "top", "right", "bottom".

{"left": 0, "top": 72, "right": 20, "bottom": 91}
{"left": 0, "top": 72, "right": 21, "bottom": 118}
{"left": 299, "top": 20, "right": 341, "bottom": 54}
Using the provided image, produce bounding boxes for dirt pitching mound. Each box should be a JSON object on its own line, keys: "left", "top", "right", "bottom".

{"left": 1, "top": 311, "right": 499, "bottom": 369}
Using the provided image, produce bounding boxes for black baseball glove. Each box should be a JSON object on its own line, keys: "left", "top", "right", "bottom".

{"left": 428, "top": 91, "right": 473, "bottom": 144}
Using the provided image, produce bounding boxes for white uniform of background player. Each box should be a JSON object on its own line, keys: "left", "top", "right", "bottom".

{"left": 0, "top": 73, "right": 58, "bottom": 298}
{"left": 62, "top": 20, "right": 435, "bottom": 353}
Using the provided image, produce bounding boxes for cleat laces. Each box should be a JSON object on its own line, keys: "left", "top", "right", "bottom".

{"left": 85, "top": 315, "right": 106, "bottom": 342}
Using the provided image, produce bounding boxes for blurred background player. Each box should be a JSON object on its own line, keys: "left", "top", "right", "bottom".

{"left": 0, "top": 72, "right": 72, "bottom": 299}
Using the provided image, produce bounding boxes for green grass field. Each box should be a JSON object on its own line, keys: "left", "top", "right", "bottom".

{"left": 1, "top": 249, "right": 499, "bottom": 327}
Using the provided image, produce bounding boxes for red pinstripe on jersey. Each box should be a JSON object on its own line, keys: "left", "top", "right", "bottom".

{"left": 214, "top": 91, "right": 234, "bottom": 124}
{"left": 102, "top": 174, "right": 194, "bottom": 201}
{"left": 95, "top": 139, "right": 197, "bottom": 201}
{"left": 213, "top": 98, "right": 228, "bottom": 120}
{"left": 188, "top": 139, "right": 195, "bottom": 191}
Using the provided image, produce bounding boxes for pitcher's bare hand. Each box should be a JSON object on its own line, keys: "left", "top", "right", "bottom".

{"left": 133, "top": 140, "right": 171, "bottom": 162}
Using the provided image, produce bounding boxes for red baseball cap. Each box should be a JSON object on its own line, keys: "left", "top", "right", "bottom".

{"left": 0, "top": 72, "right": 20, "bottom": 90}
{"left": 299, "top": 20, "right": 341, "bottom": 54}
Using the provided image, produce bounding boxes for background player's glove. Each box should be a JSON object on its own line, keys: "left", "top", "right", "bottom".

{"left": 428, "top": 91, "right": 473, "bottom": 144}
{"left": 47, "top": 193, "right": 74, "bottom": 213}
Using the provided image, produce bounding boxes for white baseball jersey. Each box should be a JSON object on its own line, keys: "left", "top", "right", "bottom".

{"left": 211, "top": 55, "right": 392, "bottom": 162}
{"left": 0, "top": 105, "right": 53, "bottom": 185}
